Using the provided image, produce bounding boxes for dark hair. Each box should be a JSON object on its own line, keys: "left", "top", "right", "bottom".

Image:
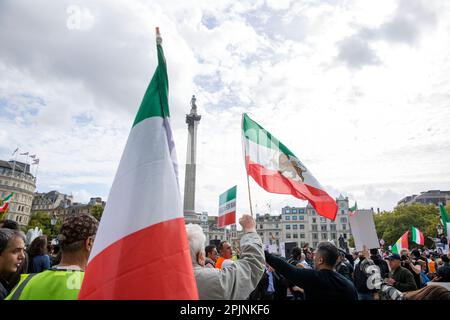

{"left": 0, "top": 219, "right": 20, "bottom": 230}
{"left": 292, "top": 247, "right": 302, "bottom": 259}
{"left": 370, "top": 248, "right": 379, "bottom": 256}
{"left": 0, "top": 228, "right": 25, "bottom": 255}
{"left": 316, "top": 242, "right": 339, "bottom": 267}
{"left": 442, "top": 255, "right": 450, "bottom": 263}
{"left": 205, "top": 245, "right": 216, "bottom": 256}
{"left": 411, "top": 249, "right": 420, "bottom": 258}
{"left": 28, "top": 235, "right": 48, "bottom": 257}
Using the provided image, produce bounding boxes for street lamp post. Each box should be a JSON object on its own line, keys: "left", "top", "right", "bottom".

{"left": 50, "top": 214, "right": 57, "bottom": 237}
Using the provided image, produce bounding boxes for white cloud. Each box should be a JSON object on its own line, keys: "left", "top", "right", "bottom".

{"left": 73, "top": 189, "right": 92, "bottom": 203}
{"left": 1, "top": 0, "right": 450, "bottom": 216}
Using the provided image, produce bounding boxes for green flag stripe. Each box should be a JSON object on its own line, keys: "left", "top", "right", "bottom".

{"left": 439, "top": 204, "right": 449, "bottom": 236}
{"left": 219, "top": 186, "right": 237, "bottom": 205}
{"left": 133, "top": 43, "right": 170, "bottom": 127}
{"left": 242, "top": 113, "right": 295, "bottom": 158}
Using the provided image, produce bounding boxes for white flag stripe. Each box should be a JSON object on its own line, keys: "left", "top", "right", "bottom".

{"left": 89, "top": 117, "right": 182, "bottom": 261}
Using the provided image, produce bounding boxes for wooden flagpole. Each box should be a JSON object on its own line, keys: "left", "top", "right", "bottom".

{"left": 242, "top": 114, "right": 254, "bottom": 217}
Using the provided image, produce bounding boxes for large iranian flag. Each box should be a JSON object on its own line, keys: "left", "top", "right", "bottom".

{"left": 392, "top": 231, "right": 409, "bottom": 254}
{"left": 218, "top": 186, "right": 236, "bottom": 228}
{"left": 411, "top": 227, "right": 424, "bottom": 246}
{"left": 242, "top": 114, "right": 338, "bottom": 220}
{"left": 78, "top": 29, "right": 198, "bottom": 300}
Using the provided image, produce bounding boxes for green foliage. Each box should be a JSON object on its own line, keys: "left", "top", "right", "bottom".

{"left": 27, "top": 212, "right": 62, "bottom": 238}
{"left": 373, "top": 204, "right": 441, "bottom": 249}
{"left": 348, "top": 236, "right": 355, "bottom": 248}
{"left": 91, "top": 205, "right": 104, "bottom": 222}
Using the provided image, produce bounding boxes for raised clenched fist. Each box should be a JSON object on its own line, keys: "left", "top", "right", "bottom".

{"left": 239, "top": 214, "right": 256, "bottom": 233}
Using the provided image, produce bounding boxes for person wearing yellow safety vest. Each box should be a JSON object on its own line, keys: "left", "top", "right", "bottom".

{"left": 6, "top": 213, "right": 98, "bottom": 300}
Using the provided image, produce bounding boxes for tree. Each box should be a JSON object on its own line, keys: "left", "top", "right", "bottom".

{"left": 373, "top": 204, "right": 441, "bottom": 249}
{"left": 91, "top": 205, "right": 104, "bottom": 222}
{"left": 348, "top": 236, "right": 355, "bottom": 248}
{"left": 27, "top": 212, "right": 62, "bottom": 238}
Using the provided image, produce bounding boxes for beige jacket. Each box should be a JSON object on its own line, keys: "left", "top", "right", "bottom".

{"left": 192, "top": 232, "right": 265, "bottom": 300}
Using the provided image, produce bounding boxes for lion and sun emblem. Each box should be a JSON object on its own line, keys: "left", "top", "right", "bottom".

{"left": 272, "top": 153, "right": 307, "bottom": 182}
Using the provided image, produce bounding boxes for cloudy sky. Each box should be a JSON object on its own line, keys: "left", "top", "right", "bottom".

{"left": 1, "top": 0, "right": 449, "bottom": 217}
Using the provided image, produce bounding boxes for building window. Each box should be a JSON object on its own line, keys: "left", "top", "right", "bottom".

{"left": 313, "top": 242, "right": 318, "bottom": 248}
{"left": 286, "top": 216, "right": 290, "bottom": 220}
{"left": 285, "top": 209, "right": 290, "bottom": 213}
{"left": 300, "top": 224, "right": 304, "bottom": 230}
{"left": 312, "top": 233, "right": 318, "bottom": 240}
{"left": 312, "top": 225, "right": 318, "bottom": 231}
{"left": 320, "top": 217, "right": 326, "bottom": 223}
{"left": 331, "top": 233, "right": 337, "bottom": 239}
{"left": 321, "top": 233, "right": 327, "bottom": 240}
{"left": 286, "top": 233, "right": 291, "bottom": 239}
{"left": 299, "top": 209, "right": 304, "bottom": 213}
{"left": 341, "top": 210, "right": 345, "bottom": 215}
{"left": 275, "top": 232, "right": 279, "bottom": 236}
{"left": 259, "top": 233, "right": 263, "bottom": 237}
{"left": 343, "top": 234, "right": 347, "bottom": 239}
{"left": 321, "top": 225, "right": 327, "bottom": 231}
{"left": 292, "top": 216, "right": 297, "bottom": 220}
{"left": 292, "top": 209, "right": 297, "bottom": 213}
{"left": 293, "top": 225, "right": 298, "bottom": 230}
{"left": 340, "top": 217, "right": 347, "bottom": 223}
{"left": 342, "top": 225, "right": 347, "bottom": 230}
{"left": 260, "top": 224, "right": 263, "bottom": 229}
{"left": 275, "top": 224, "right": 279, "bottom": 228}
{"left": 312, "top": 218, "right": 316, "bottom": 223}
{"left": 299, "top": 215, "right": 304, "bottom": 220}
{"left": 286, "top": 225, "right": 291, "bottom": 230}
{"left": 300, "top": 234, "right": 305, "bottom": 239}
{"left": 330, "top": 224, "right": 336, "bottom": 231}
{"left": 293, "top": 234, "right": 298, "bottom": 239}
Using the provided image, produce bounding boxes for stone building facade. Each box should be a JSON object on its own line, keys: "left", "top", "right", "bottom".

{"left": 0, "top": 160, "right": 36, "bottom": 226}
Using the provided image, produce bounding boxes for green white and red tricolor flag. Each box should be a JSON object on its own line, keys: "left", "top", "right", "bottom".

{"left": 0, "top": 193, "right": 13, "bottom": 213}
{"left": 439, "top": 204, "right": 450, "bottom": 238}
{"left": 349, "top": 202, "right": 357, "bottom": 217}
{"left": 0, "top": 202, "right": 9, "bottom": 213}
{"left": 218, "top": 186, "right": 236, "bottom": 228}
{"left": 79, "top": 28, "right": 198, "bottom": 300}
{"left": 2, "top": 192, "right": 13, "bottom": 203}
{"left": 392, "top": 231, "right": 409, "bottom": 254}
{"left": 241, "top": 113, "right": 338, "bottom": 220}
{"left": 411, "top": 227, "right": 424, "bottom": 246}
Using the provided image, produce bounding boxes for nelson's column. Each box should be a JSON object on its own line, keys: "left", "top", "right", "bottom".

{"left": 183, "top": 95, "right": 201, "bottom": 223}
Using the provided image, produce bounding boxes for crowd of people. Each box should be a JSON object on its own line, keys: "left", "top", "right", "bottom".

{"left": 1, "top": 214, "right": 449, "bottom": 300}
{"left": 186, "top": 215, "right": 450, "bottom": 301}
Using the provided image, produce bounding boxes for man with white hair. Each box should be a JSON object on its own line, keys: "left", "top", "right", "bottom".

{"left": 186, "top": 214, "right": 265, "bottom": 300}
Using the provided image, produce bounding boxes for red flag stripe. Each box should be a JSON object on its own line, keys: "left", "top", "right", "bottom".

{"left": 78, "top": 218, "right": 198, "bottom": 300}
{"left": 218, "top": 211, "right": 236, "bottom": 228}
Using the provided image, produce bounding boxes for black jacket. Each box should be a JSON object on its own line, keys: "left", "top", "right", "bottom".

{"left": 249, "top": 269, "right": 288, "bottom": 300}
{"left": 437, "top": 263, "right": 450, "bottom": 282}
{"left": 265, "top": 252, "right": 358, "bottom": 300}
{"left": 371, "top": 254, "right": 389, "bottom": 279}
